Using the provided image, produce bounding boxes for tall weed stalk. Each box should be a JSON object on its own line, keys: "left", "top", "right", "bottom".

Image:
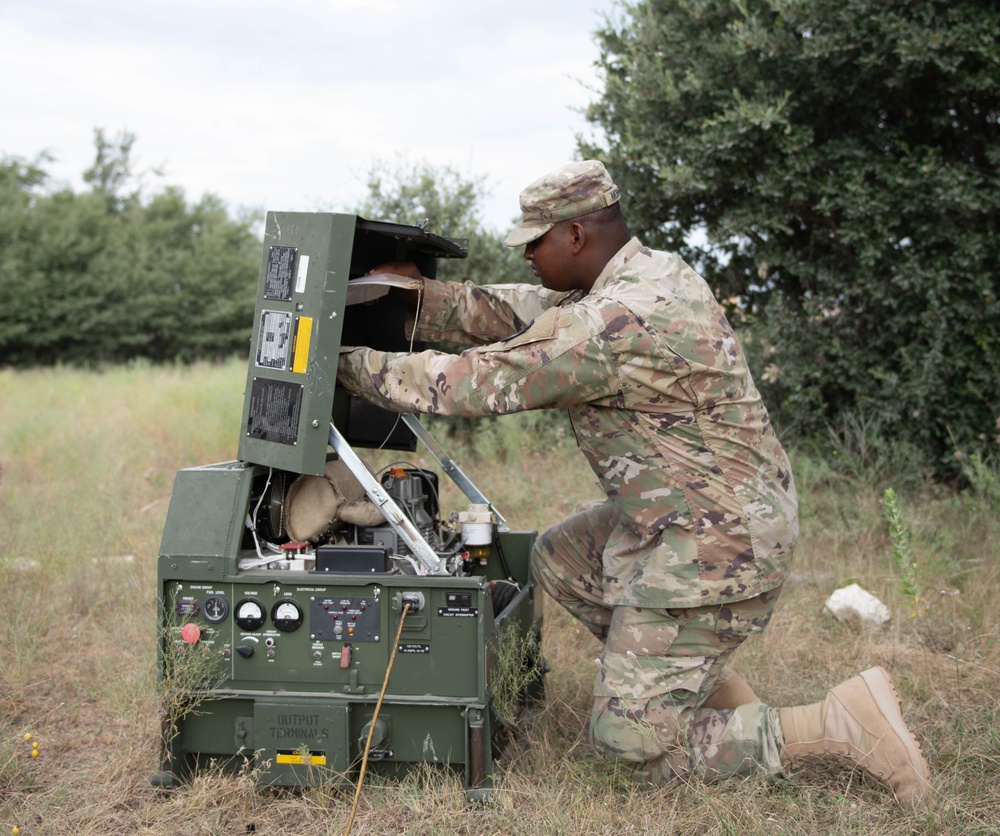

{"left": 883, "top": 487, "right": 924, "bottom": 620}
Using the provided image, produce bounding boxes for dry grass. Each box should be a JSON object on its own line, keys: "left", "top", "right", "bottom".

{"left": 1, "top": 360, "right": 998, "bottom": 834}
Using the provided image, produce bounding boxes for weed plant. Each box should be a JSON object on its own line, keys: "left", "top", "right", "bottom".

{"left": 0, "top": 360, "right": 998, "bottom": 833}
{"left": 488, "top": 621, "right": 544, "bottom": 728}
{"left": 883, "top": 488, "right": 924, "bottom": 619}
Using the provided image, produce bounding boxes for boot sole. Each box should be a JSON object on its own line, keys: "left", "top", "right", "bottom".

{"left": 860, "top": 666, "right": 931, "bottom": 803}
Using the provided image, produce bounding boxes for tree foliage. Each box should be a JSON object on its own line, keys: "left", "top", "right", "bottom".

{"left": 354, "top": 159, "right": 528, "bottom": 287}
{"left": 583, "top": 0, "right": 1000, "bottom": 475}
{"left": 1, "top": 140, "right": 527, "bottom": 370}
{"left": 0, "top": 131, "right": 260, "bottom": 367}
{"left": 353, "top": 160, "right": 560, "bottom": 441}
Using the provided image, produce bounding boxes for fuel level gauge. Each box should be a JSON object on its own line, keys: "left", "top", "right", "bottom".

{"left": 202, "top": 595, "right": 229, "bottom": 624}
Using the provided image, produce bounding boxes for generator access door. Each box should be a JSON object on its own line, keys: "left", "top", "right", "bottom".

{"left": 237, "top": 213, "right": 467, "bottom": 475}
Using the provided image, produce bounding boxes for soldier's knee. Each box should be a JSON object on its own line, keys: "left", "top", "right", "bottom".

{"left": 590, "top": 696, "right": 685, "bottom": 764}
{"left": 591, "top": 698, "right": 636, "bottom": 760}
{"left": 591, "top": 697, "right": 695, "bottom": 784}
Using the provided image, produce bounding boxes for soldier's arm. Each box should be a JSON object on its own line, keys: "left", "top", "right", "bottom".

{"left": 413, "top": 279, "right": 582, "bottom": 346}
{"left": 365, "top": 260, "right": 578, "bottom": 346}
{"left": 337, "top": 302, "right": 620, "bottom": 416}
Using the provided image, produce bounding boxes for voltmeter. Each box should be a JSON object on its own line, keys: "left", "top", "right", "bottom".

{"left": 235, "top": 598, "right": 266, "bottom": 631}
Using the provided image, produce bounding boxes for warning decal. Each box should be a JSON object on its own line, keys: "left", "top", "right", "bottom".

{"left": 246, "top": 378, "right": 303, "bottom": 446}
{"left": 264, "top": 246, "right": 297, "bottom": 301}
{"left": 276, "top": 750, "right": 327, "bottom": 766}
{"left": 291, "top": 316, "right": 313, "bottom": 374}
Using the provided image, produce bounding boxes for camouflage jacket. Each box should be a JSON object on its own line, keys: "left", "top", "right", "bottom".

{"left": 338, "top": 238, "right": 798, "bottom": 607}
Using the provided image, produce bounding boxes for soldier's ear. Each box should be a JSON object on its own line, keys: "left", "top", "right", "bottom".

{"left": 567, "top": 221, "right": 586, "bottom": 255}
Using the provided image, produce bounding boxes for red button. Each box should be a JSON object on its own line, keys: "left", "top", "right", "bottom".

{"left": 181, "top": 623, "right": 201, "bottom": 644}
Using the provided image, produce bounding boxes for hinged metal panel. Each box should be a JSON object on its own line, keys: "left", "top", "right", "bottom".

{"left": 238, "top": 212, "right": 354, "bottom": 475}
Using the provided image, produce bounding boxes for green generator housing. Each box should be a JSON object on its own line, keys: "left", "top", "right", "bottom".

{"left": 154, "top": 214, "right": 543, "bottom": 797}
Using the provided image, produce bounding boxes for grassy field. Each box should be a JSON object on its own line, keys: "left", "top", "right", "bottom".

{"left": 1, "top": 360, "right": 997, "bottom": 834}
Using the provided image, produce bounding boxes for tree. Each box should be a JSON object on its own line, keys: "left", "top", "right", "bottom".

{"left": 351, "top": 160, "right": 568, "bottom": 443}
{"left": 583, "top": 0, "right": 1000, "bottom": 476}
{"left": 353, "top": 159, "right": 527, "bottom": 287}
{"left": 0, "top": 135, "right": 260, "bottom": 366}
{"left": 0, "top": 154, "right": 57, "bottom": 365}
{"left": 82, "top": 128, "right": 142, "bottom": 212}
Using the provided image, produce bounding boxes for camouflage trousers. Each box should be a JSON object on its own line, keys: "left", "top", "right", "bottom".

{"left": 533, "top": 500, "right": 785, "bottom": 784}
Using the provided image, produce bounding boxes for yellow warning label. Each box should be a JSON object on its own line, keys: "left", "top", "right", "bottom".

{"left": 276, "top": 751, "right": 326, "bottom": 765}
{"left": 292, "top": 316, "right": 313, "bottom": 374}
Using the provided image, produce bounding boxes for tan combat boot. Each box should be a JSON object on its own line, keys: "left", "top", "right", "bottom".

{"left": 779, "top": 666, "right": 930, "bottom": 807}
{"left": 703, "top": 666, "right": 758, "bottom": 710}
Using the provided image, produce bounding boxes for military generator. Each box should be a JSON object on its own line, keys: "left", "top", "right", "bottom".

{"left": 152, "top": 213, "right": 542, "bottom": 798}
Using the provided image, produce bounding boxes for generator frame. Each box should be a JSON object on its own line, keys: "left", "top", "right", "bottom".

{"left": 153, "top": 213, "right": 543, "bottom": 798}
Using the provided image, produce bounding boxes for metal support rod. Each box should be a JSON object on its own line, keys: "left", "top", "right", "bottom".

{"left": 328, "top": 423, "right": 447, "bottom": 575}
{"left": 400, "top": 413, "right": 509, "bottom": 531}
{"left": 468, "top": 719, "right": 485, "bottom": 788}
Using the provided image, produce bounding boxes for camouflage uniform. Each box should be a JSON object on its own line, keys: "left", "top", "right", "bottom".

{"left": 337, "top": 162, "right": 798, "bottom": 783}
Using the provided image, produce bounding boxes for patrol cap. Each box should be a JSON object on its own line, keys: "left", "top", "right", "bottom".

{"left": 504, "top": 160, "right": 621, "bottom": 248}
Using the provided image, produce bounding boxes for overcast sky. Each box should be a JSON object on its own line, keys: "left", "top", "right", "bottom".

{"left": 1, "top": 0, "right": 619, "bottom": 233}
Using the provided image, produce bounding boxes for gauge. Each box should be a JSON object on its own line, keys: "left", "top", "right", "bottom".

{"left": 202, "top": 595, "right": 229, "bottom": 624}
{"left": 271, "top": 599, "right": 304, "bottom": 633}
{"left": 234, "top": 598, "right": 266, "bottom": 631}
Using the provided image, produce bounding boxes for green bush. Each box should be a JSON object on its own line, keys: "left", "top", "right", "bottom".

{"left": 0, "top": 132, "right": 260, "bottom": 367}
{"left": 583, "top": 0, "right": 1000, "bottom": 478}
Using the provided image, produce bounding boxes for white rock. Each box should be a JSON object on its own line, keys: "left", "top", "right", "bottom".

{"left": 824, "top": 583, "right": 891, "bottom": 628}
{"left": 0, "top": 558, "right": 41, "bottom": 571}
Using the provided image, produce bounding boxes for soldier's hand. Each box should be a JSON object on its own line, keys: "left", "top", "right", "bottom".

{"left": 365, "top": 261, "right": 423, "bottom": 306}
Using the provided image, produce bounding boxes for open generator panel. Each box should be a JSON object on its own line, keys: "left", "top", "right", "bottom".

{"left": 154, "top": 214, "right": 542, "bottom": 797}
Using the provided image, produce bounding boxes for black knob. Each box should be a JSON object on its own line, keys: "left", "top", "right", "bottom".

{"left": 236, "top": 645, "right": 255, "bottom": 658}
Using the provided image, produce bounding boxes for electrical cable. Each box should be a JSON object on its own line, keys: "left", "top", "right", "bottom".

{"left": 343, "top": 601, "right": 412, "bottom": 836}
{"left": 490, "top": 578, "right": 520, "bottom": 614}
{"left": 246, "top": 467, "right": 284, "bottom": 561}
